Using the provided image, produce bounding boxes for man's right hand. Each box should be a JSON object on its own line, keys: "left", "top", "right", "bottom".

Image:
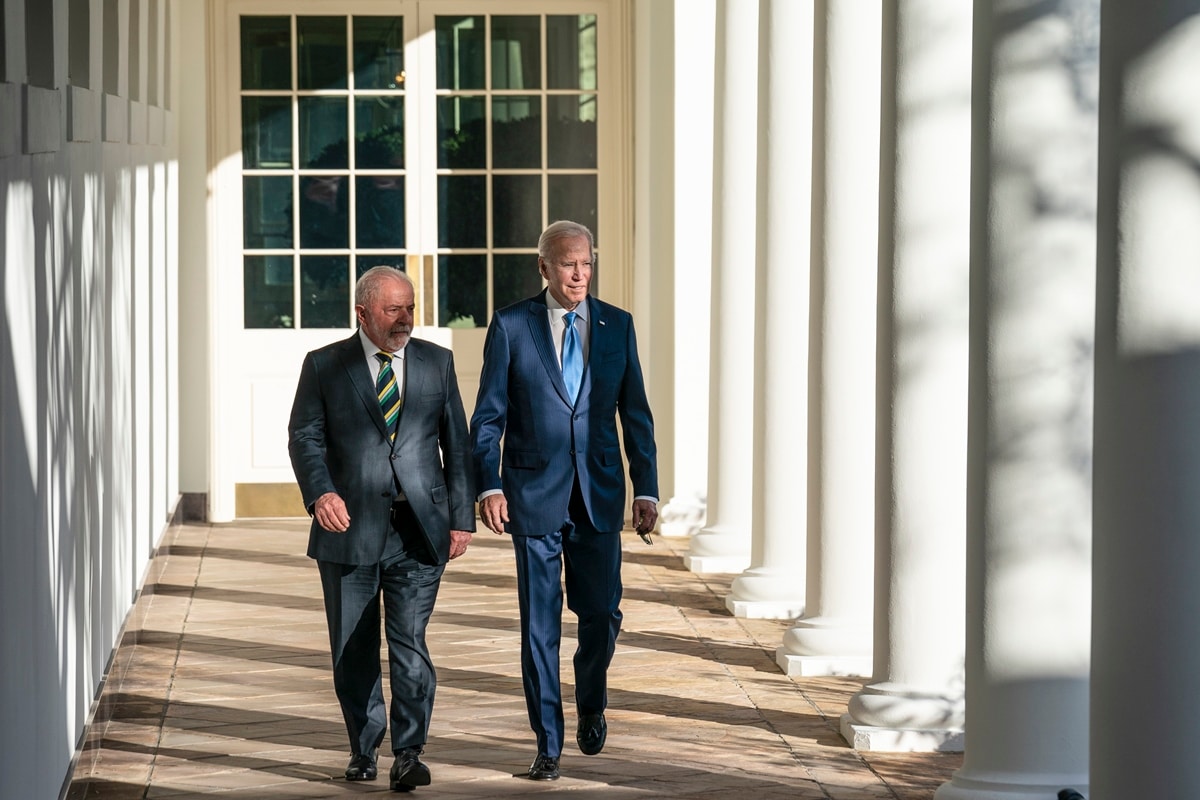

{"left": 479, "top": 493, "right": 509, "bottom": 534}
{"left": 314, "top": 492, "right": 351, "bottom": 532}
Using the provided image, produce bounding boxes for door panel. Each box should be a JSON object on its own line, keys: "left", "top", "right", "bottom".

{"left": 212, "top": 0, "right": 626, "bottom": 519}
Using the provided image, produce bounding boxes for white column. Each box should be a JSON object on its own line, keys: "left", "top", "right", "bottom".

{"left": 660, "top": 0, "right": 715, "bottom": 541}
{"left": 685, "top": 0, "right": 758, "bottom": 574}
{"left": 726, "top": 0, "right": 812, "bottom": 619}
{"left": 841, "top": 0, "right": 971, "bottom": 752}
{"left": 776, "top": 0, "right": 879, "bottom": 676}
{"left": 935, "top": 1, "right": 1097, "bottom": 796}
{"left": 1091, "top": 2, "right": 1200, "bottom": 797}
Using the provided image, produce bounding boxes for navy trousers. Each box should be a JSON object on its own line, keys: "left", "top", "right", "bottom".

{"left": 317, "top": 502, "right": 444, "bottom": 756}
{"left": 510, "top": 483, "right": 623, "bottom": 757}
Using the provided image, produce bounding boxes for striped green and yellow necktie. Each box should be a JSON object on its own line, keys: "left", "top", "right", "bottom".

{"left": 375, "top": 351, "right": 401, "bottom": 441}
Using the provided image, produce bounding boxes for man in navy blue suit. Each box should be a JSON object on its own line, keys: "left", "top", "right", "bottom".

{"left": 470, "top": 220, "right": 659, "bottom": 781}
{"left": 289, "top": 266, "right": 475, "bottom": 791}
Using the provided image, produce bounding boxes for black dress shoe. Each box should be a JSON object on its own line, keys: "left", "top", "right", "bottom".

{"left": 577, "top": 712, "right": 607, "bottom": 755}
{"left": 526, "top": 753, "right": 560, "bottom": 781}
{"left": 345, "top": 750, "right": 378, "bottom": 781}
{"left": 390, "top": 747, "right": 432, "bottom": 791}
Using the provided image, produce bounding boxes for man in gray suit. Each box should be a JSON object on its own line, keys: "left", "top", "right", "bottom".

{"left": 289, "top": 266, "right": 475, "bottom": 792}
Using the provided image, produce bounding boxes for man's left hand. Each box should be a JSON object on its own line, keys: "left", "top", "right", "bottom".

{"left": 632, "top": 498, "right": 658, "bottom": 536}
{"left": 449, "top": 530, "right": 473, "bottom": 560}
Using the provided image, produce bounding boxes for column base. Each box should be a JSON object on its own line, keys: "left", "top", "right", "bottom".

{"left": 726, "top": 596, "right": 804, "bottom": 619}
{"left": 776, "top": 649, "right": 870, "bottom": 677}
{"left": 933, "top": 772, "right": 1088, "bottom": 800}
{"left": 840, "top": 713, "right": 963, "bottom": 752}
{"left": 659, "top": 494, "right": 706, "bottom": 538}
{"left": 684, "top": 553, "right": 751, "bottom": 573}
{"left": 685, "top": 524, "right": 751, "bottom": 573}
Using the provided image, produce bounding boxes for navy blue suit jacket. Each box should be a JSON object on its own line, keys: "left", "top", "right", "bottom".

{"left": 470, "top": 291, "right": 658, "bottom": 534}
{"left": 289, "top": 334, "right": 476, "bottom": 564}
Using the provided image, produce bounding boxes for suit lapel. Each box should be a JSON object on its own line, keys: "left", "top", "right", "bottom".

{"left": 338, "top": 333, "right": 391, "bottom": 441}
{"left": 526, "top": 292, "right": 576, "bottom": 406}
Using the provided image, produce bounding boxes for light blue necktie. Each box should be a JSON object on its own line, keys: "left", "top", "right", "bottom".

{"left": 562, "top": 311, "right": 583, "bottom": 402}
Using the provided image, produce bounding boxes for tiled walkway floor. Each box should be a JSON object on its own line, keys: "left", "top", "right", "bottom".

{"left": 66, "top": 520, "right": 961, "bottom": 799}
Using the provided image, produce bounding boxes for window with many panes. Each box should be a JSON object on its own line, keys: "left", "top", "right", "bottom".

{"left": 239, "top": 11, "right": 600, "bottom": 330}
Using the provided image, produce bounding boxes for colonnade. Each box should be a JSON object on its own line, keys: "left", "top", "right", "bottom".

{"left": 659, "top": 0, "right": 1200, "bottom": 796}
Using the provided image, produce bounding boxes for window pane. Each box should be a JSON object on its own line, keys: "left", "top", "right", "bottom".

{"left": 356, "top": 255, "right": 406, "bottom": 279}
{"left": 492, "top": 175, "right": 541, "bottom": 249}
{"left": 300, "top": 176, "right": 348, "bottom": 248}
{"left": 438, "top": 176, "right": 486, "bottom": 248}
{"left": 357, "top": 176, "right": 405, "bottom": 248}
{"left": 493, "top": 254, "right": 543, "bottom": 309}
{"left": 548, "top": 175, "right": 598, "bottom": 245}
{"left": 242, "top": 97, "right": 292, "bottom": 169}
{"left": 547, "top": 15, "right": 597, "bottom": 90}
{"left": 297, "top": 16, "right": 347, "bottom": 90}
{"left": 436, "top": 16, "right": 485, "bottom": 90}
{"left": 353, "top": 16, "right": 404, "bottom": 90}
{"left": 244, "top": 255, "right": 295, "bottom": 328}
{"left": 300, "top": 256, "right": 350, "bottom": 327}
{"left": 243, "top": 176, "right": 293, "bottom": 248}
{"left": 69, "top": 0, "right": 90, "bottom": 88}
{"left": 437, "top": 95, "right": 485, "bottom": 169}
{"left": 492, "top": 95, "right": 541, "bottom": 169}
{"left": 355, "top": 97, "right": 404, "bottom": 168}
{"left": 241, "top": 16, "right": 291, "bottom": 90}
{"left": 438, "top": 255, "right": 486, "bottom": 328}
{"left": 548, "top": 94, "right": 596, "bottom": 169}
{"left": 299, "top": 96, "right": 348, "bottom": 168}
{"left": 491, "top": 16, "right": 540, "bottom": 90}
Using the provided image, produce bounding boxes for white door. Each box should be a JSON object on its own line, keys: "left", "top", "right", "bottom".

{"left": 209, "top": 0, "right": 630, "bottom": 520}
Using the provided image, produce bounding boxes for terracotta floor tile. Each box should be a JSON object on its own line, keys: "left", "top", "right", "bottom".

{"left": 66, "top": 520, "right": 961, "bottom": 799}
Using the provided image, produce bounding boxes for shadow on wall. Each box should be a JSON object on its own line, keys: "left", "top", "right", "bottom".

{"left": 0, "top": 146, "right": 159, "bottom": 799}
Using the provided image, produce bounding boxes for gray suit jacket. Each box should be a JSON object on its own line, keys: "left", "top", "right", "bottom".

{"left": 289, "top": 333, "right": 475, "bottom": 565}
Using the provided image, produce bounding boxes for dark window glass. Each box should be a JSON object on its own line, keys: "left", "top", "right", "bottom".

{"left": 356, "top": 176, "right": 405, "bottom": 249}
{"left": 128, "top": 0, "right": 140, "bottom": 100}
{"left": 297, "top": 16, "right": 347, "bottom": 91}
{"left": 435, "top": 16, "right": 484, "bottom": 90}
{"left": 492, "top": 175, "right": 541, "bottom": 249}
{"left": 493, "top": 254, "right": 543, "bottom": 310}
{"left": 26, "top": 0, "right": 55, "bottom": 89}
{"left": 547, "top": 15, "right": 597, "bottom": 90}
{"left": 299, "top": 176, "right": 349, "bottom": 249}
{"left": 492, "top": 96, "right": 541, "bottom": 169}
{"left": 163, "top": 1, "right": 171, "bottom": 108}
{"left": 244, "top": 256, "right": 295, "bottom": 328}
{"left": 243, "top": 176, "right": 294, "bottom": 249}
{"left": 356, "top": 256, "right": 406, "bottom": 279}
{"left": 438, "top": 255, "right": 486, "bottom": 328}
{"left": 438, "top": 176, "right": 486, "bottom": 248}
{"left": 300, "top": 256, "right": 351, "bottom": 328}
{"left": 298, "top": 96, "right": 348, "bottom": 168}
{"left": 353, "top": 17, "right": 403, "bottom": 90}
{"left": 148, "top": 0, "right": 159, "bottom": 104}
{"left": 69, "top": 0, "right": 90, "bottom": 88}
{"left": 355, "top": 97, "right": 404, "bottom": 168}
{"left": 548, "top": 175, "right": 598, "bottom": 245}
{"left": 437, "top": 95, "right": 485, "bottom": 169}
{"left": 548, "top": 95, "right": 596, "bottom": 169}
{"left": 491, "top": 16, "right": 539, "bottom": 90}
{"left": 103, "top": 0, "right": 119, "bottom": 94}
{"left": 241, "top": 17, "right": 291, "bottom": 90}
{"left": 242, "top": 97, "right": 293, "bottom": 169}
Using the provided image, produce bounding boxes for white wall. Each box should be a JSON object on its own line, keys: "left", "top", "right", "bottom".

{"left": 0, "top": 0, "right": 179, "bottom": 796}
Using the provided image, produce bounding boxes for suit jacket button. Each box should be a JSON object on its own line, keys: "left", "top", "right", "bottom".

{"left": 569, "top": 449, "right": 575, "bottom": 455}
{"left": 390, "top": 453, "right": 398, "bottom": 460}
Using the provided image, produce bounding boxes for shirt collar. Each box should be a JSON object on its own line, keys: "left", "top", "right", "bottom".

{"left": 545, "top": 292, "right": 588, "bottom": 323}
{"left": 359, "top": 328, "right": 405, "bottom": 360}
